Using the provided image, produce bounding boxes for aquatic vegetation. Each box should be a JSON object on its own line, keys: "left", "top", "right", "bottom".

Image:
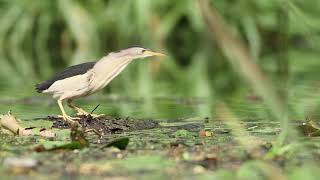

{"left": 0, "top": 0, "right": 320, "bottom": 179}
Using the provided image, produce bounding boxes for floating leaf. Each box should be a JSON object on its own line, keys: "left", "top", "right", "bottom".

{"left": 35, "top": 125, "right": 89, "bottom": 152}
{"left": 105, "top": 137, "right": 129, "bottom": 150}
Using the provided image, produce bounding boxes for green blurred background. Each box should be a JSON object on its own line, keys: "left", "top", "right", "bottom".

{"left": 0, "top": 0, "right": 319, "bottom": 120}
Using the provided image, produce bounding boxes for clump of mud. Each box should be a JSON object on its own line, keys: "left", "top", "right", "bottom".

{"left": 47, "top": 115, "right": 159, "bottom": 135}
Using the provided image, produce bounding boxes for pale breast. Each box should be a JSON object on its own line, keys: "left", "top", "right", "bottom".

{"left": 44, "top": 72, "right": 92, "bottom": 95}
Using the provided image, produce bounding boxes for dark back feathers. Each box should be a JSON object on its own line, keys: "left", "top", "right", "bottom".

{"left": 35, "top": 62, "right": 96, "bottom": 93}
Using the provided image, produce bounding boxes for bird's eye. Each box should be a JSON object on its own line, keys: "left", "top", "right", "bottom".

{"left": 141, "top": 49, "right": 147, "bottom": 53}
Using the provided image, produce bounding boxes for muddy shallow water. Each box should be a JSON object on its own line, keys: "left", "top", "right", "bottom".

{"left": 0, "top": 96, "right": 319, "bottom": 179}
{"left": 0, "top": 113, "right": 286, "bottom": 179}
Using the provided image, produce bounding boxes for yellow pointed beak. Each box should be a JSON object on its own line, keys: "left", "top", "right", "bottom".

{"left": 144, "top": 50, "right": 166, "bottom": 57}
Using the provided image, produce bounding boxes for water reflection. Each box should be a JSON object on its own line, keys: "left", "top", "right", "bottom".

{"left": 0, "top": 81, "right": 318, "bottom": 121}
{"left": 0, "top": 95, "right": 269, "bottom": 121}
{"left": 0, "top": 96, "right": 210, "bottom": 120}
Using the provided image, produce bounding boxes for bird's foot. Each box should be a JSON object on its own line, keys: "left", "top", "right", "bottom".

{"left": 89, "top": 113, "right": 105, "bottom": 118}
{"left": 76, "top": 112, "right": 88, "bottom": 117}
{"left": 76, "top": 110, "right": 104, "bottom": 118}
{"left": 58, "top": 114, "right": 80, "bottom": 120}
{"left": 57, "top": 115, "right": 80, "bottom": 127}
{"left": 75, "top": 108, "right": 90, "bottom": 117}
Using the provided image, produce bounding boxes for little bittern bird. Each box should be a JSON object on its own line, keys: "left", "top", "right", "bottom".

{"left": 36, "top": 47, "right": 165, "bottom": 125}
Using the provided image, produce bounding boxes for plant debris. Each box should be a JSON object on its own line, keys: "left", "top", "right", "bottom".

{"left": 47, "top": 115, "right": 159, "bottom": 135}
{"left": 298, "top": 120, "right": 320, "bottom": 137}
{"left": 199, "top": 129, "right": 214, "bottom": 137}
{"left": 0, "top": 111, "right": 56, "bottom": 137}
{"left": 0, "top": 111, "right": 32, "bottom": 136}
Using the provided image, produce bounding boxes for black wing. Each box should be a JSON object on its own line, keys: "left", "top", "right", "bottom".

{"left": 35, "top": 62, "right": 96, "bottom": 93}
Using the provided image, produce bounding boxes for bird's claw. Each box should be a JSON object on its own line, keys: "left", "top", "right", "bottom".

{"left": 57, "top": 115, "right": 80, "bottom": 127}
{"left": 76, "top": 111, "right": 104, "bottom": 118}
{"left": 58, "top": 115, "right": 80, "bottom": 120}
{"left": 76, "top": 111, "right": 89, "bottom": 117}
{"left": 72, "top": 106, "right": 104, "bottom": 118}
{"left": 75, "top": 109, "right": 90, "bottom": 117}
{"left": 89, "top": 113, "right": 105, "bottom": 118}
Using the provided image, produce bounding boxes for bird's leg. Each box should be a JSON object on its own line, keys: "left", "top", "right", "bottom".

{"left": 57, "top": 100, "right": 79, "bottom": 126}
{"left": 67, "top": 99, "right": 89, "bottom": 116}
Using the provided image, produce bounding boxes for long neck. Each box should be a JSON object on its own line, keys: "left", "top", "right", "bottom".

{"left": 89, "top": 55, "right": 134, "bottom": 92}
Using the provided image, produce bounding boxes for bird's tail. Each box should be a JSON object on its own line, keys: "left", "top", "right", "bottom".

{"left": 35, "top": 83, "right": 44, "bottom": 93}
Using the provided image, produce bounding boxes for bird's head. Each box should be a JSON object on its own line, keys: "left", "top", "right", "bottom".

{"left": 113, "top": 47, "right": 166, "bottom": 60}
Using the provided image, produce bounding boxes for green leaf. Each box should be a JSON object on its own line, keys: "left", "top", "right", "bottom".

{"left": 105, "top": 137, "right": 129, "bottom": 150}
